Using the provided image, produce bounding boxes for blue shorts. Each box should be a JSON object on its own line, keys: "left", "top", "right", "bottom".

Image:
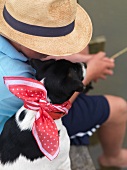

{"left": 62, "top": 93, "right": 110, "bottom": 145}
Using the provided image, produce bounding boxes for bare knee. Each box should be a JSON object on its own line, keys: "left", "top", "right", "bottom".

{"left": 104, "top": 95, "right": 127, "bottom": 124}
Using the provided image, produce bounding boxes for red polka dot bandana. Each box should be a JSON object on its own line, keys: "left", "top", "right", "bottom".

{"left": 4, "top": 77, "right": 71, "bottom": 161}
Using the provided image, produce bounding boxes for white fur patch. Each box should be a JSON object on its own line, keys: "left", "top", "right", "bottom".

{"left": 40, "top": 78, "right": 51, "bottom": 103}
{"left": 0, "top": 119, "right": 71, "bottom": 170}
{"left": 80, "top": 63, "right": 86, "bottom": 79}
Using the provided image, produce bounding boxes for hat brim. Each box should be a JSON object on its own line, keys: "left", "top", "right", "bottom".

{"left": 0, "top": 0, "right": 92, "bottom": 56}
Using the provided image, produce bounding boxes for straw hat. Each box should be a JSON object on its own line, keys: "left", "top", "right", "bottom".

{"left": 0, "top": 0, "right": 92, "bottom": 56}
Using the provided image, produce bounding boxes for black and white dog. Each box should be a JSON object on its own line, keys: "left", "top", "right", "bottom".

{"left": 0, "top": 59, "right": 86, "bottom": 170}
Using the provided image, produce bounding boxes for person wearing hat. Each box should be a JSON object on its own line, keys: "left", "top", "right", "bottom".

{"left": 0, "top": 0, "right": 127, "bottom": 168}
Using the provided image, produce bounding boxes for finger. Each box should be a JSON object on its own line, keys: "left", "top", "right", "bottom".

{"left": 100, "top": 75, "right": 107, "bottom": 80}
{"left": 104, "top": 61, "right": 115, "bottom": 69}
{"left": 104, "top": 69, "right": 114, "bottom": 75}
{"left": 103, "top": 57, "right": 114, "bottom": 63}
{"left": 97, "top": 51, "right": 106, "bottom": 57}
{"left": 94, "top": 52, "right": 106, "bottom": 59}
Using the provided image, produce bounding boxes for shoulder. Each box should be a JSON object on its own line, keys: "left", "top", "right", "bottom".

{"left": 0, "top": 52, "right": 35, "bottom": 78}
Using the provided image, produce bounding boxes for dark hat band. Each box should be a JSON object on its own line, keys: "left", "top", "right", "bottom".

{"left": 3, "top": 6, "right": 75, "bottom": 37}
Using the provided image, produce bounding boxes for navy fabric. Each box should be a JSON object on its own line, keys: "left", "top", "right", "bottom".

{"left": 3, "top": 6, "right": 75, "bottom": 37}
{"left": 62, "top": 93, "right": 110, "bottom": 145}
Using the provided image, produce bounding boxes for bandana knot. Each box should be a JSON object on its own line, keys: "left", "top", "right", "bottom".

{"left": 4, "top": 77, "right": 71, "bottom": 160}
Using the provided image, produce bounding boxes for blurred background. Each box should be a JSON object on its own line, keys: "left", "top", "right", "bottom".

{"left": 78, "top": 1, "right": 127, "bottom": 170}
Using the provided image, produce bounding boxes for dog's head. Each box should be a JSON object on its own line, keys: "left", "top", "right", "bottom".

{"left": 31, "top": 59, "right": 86, "bottom": 104}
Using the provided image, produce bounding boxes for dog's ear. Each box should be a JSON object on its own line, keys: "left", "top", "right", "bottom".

{"left": 30, "top": 59, "right": 42, "bottom": 70}
{"left": 30, "top": 59, "right": 56, "bottom": 80}
{"left": 30, "top": 59, "right": 56, "bottom": 73}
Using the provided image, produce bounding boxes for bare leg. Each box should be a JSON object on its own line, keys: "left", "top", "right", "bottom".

{"left": 98, "top": 95, "right": 127, "bottom": 168}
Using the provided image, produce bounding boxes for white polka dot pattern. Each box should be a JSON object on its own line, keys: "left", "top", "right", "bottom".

{"left": 4, "top": 76, "right": 71, "bottom": 161}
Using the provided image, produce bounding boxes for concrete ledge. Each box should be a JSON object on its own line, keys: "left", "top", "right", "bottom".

{"left": 70, "top": 146, "right": 96, "bottom": 170}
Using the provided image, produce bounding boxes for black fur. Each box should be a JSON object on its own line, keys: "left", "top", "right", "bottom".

{"left": 0, "top": 59, "right": 86, "bottom": 164}
{"left": 0, "top": 111, "right": 44, "bottom": 164}
{"left": 31, "top": 59, "right": 85, "bottom": 104}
